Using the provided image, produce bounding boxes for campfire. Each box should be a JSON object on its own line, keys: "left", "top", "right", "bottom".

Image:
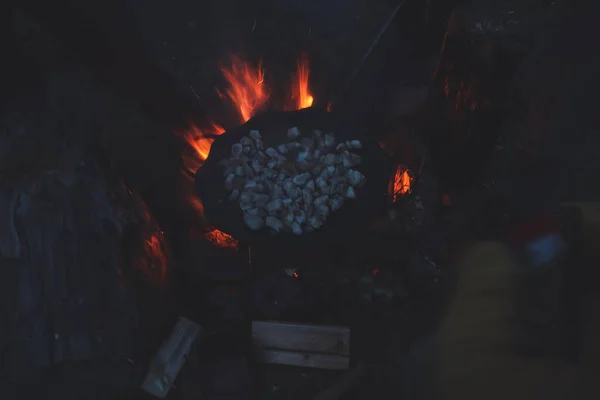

{"left": 178, "top": 54, "right": 414, "bottom": 249}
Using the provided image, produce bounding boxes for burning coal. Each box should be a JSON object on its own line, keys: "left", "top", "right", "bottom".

{"left": 221, "top": 128, "right": 365, "bottom": 234}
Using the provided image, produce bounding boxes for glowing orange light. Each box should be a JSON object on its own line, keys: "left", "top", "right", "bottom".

{"left": 287, "top": 54, "right": 314, "bottom": 110}
{"left": 392, "top": 165, "right": 414, "bottom": 201}
{"left": 218, "top": 56, "right": 269, "bottom": 124}
{"left": 205, "top": 229, "right": 239, "bottom": 250}
{"left": 180, "top": 121, "right": 225, "bottom": 171}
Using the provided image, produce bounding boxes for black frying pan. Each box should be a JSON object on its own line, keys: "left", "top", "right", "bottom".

{"left": 195, "top": 108, "right": 392, "bottom": 251}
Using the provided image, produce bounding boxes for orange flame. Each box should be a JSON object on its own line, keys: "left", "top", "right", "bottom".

{"left": 218, "top": 56, "right": 269, "bottom": 124}
{"left": 181, "top": 121, "right": 225, "bottom": 171}
{"left": 288, "top": 54, "right": 314, "bottom": 110}
{"left": 392, "top": 165, "right": 414, "bottom": 202}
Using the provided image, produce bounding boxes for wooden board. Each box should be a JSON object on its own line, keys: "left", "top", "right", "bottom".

{"left": 256, "top": 349, "right": 350, "bottom": 370}
{"left": 252, "top": 321, "right": 350, "bottom": 356}
{"left": 252, "top": 321, "right": 351, "bottom": 370}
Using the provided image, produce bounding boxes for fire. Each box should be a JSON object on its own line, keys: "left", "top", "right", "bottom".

{"left": 288, "top": 54, "right": 314, "bottom": 110}
{"left": 181, "top": 121, "right": 225, "bottom": 171}
{"left": 205, "top": 229, "right": 239, "bottom": 250}
{"left": 178, "top": 54, "right": 320, "bottom": 249}
{"left": 181, "top": 55, "right": 317, "bottom": 170}
{"left": 218, "top": 56, "right": 269, "bottom": 124}
{"left": 392, "top": 165, "right": 414, "bottom": 201}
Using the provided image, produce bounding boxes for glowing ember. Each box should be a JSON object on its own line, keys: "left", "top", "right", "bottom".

{"left": 218, "top": 56, "right": 269, "bottom": 124}
{"left": 205, "top": 229, "right": 239, "bottom": 250}
{"left": 392, "top": 165, "right": 414, "bottom": 201}
{"left": 288, "top": 54, "right": 314, "bottom": 110}
{"left": 143, "top": 234, "right": 169, "bottom": 284}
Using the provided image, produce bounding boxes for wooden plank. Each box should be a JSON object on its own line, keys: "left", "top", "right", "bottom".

{"left": 256, "top": 348, "right": 350, "bottom": 370}
{"left": 252, "top": 321, "right": 350, "bottom": 356}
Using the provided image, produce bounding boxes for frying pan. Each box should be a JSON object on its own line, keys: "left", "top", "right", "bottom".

{"left": 195, "top": 108, "right": 393, "bottom": 251}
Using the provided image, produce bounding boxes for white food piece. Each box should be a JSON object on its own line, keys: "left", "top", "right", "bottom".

{"left": 316, "top": 205, "right": 329, "bottom": 218}
{"left": 314, "top": 195, "right": 329, "bottom": 207}
{"left": 330, "top": 196, "right": 345, "bottom": 211}
{"left": 324, "top": 133, "right": 335, "bottom": 148}
{"left": 244, "top": 214, "right": 264, "bottom": 230}
{"left": 308, "top": 216, "right": 323, "bottom": 230}
{"left": 267, "top": 199, "right": 283, "bottom": 214}
{"left": 244, "top": 180, "right": 258, "bottom": 191}
{"left": 345, "top": 186, "right": 357, "bottom": 199}
{"left": 287, "top": 141, "right": 302, "bottom": 151}
{"left": 291, "top": 221, "right": 303, "bottom": 235}
{"left": 239, "top": 192, "right": 252, "bottom": 204}
{"left": 253, "top": 193, "right": 270, "bottom": 207}
{"left": 287, "top": 126, "right": 301, "bottom": 140}
{"left": 232, "top": 143, "right": 243, "bottom": 157}
{"left": 266, "top": 147, "right": 285, "bottom": 161}
{"left": 228, "top": 189, "right": 240, "bottom": 201}
{"left": 249, "top": 129, "right": 262, "bottom": 141}
{"left": 292, "top": 173, "right": 311, "bottom": 186}
{"left": 336, "top": 143, "right": 348, "bottom": 152}
{"left": 323, "top": 154, "right": 337, "bottom": 166}
{"left": 294, "top": 209, "right": 306, "bottom": 225}
{"left": 347, "top": 169, "right": 366, "bottom": 187}
{"left": 302, "top": 188, "right": 313, "bottom": 205}
{"left": 283, "top": 212, "right": 295, "bottom": 227}
{"left": 222, "top": 128, "right": 367, "bottom": 235}
{"left": 246, "top": 208, "right": 264, "bottom": 216}
{"left": 240, "top": 201, "right": 253, "bottom": 212}
{"left": 348, "top": 140, "right": 362, "bottom": 149}
{"left": 266, "top": 216, "right": 284, "bottom": 232}
{"left": 342, "top": 151, "right": 362, "bottom": 168}
{"left": 224, "top": 173, "right": 235, "bottom": 190}
{"left": 251, "top": 159, "right": 262, "bottom": 173}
